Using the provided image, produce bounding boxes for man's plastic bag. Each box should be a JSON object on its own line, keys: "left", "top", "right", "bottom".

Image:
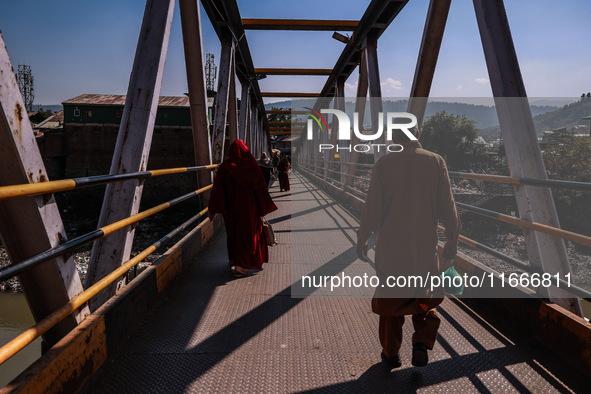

{"left": 443, "top": 260, "right": 464, "bottom": 296}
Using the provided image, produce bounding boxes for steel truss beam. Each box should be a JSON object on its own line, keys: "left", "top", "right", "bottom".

{"left": 227, "top": 53, "right": 239, "bottom": 152}
{"left": 473, "top": 0, "right": 582, "bottom": 316}
{"left": 293, "top": 0, "right": 409, "bottom": 154}
{"left": 0, "top": 33, "right": 89, "bottom": 348}
{"left": 262, "top": 92, "right": 320, "bottom": 98}
{"left": 239, "top": 81, "right": 250, "bottom": 142}
{"left": 202, "top": 0, "right": 270, "bottom": 152}
{"left": 255, "top": 68, "right": 333, "bottom": 76}
{"left": 407, "top": 0, "right": 451, "bottom": 130}
{"left": 242, "top": 18, "right": 358, "bottom": 31}
{"left": 179, "top": 0, "right": 213, "bottom": 206}
{"left": 86, "top": 0, "right": 175, "bottom": 310}
{"left": 211, "top": 37, "right": 234, "bottom": 163}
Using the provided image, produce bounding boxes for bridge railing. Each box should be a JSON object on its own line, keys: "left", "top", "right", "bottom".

{"left": 0, "top": 165, "right": 217, "bottom": 366}
{"left": 299, "top": 157, "right": 591, "bottom": 301}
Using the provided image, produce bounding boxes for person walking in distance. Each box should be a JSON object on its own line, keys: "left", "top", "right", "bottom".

{"left": 258, "top": 152, "right": 274, "bottom": 189}
{"left": 278, "top": 155, "right": 291, "bottom": 192}
{"left": 356, "top": 129, "right": 461, "bottom": 368}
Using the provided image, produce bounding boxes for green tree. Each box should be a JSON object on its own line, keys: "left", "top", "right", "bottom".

{"left": 420, "top": 111, "right": 485, "bottom": 169}
{"left": 267, "top": 106, "right": 291, "bottom": 124}
{"left": 543, "top": 132, "right": 591, "bottom": 182}
{"left": 543, "top": 133, "right": 591, "bottom": 240}
{"left": 37, "top": 107, "right": 53, "bottom": 120}
{"left": 266, "top": 106, "right": 293, "bottom": 148}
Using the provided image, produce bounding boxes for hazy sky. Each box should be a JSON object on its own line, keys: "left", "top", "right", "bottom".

{"left": 1, "top": 0, "right": 590, "bottom": 105}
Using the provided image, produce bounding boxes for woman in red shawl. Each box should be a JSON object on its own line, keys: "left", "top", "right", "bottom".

{"left": 278, "top": 156, "right": 290, "bottom": 192}
{"left": 208, "top": 140, "right": 278, "bottom": 277}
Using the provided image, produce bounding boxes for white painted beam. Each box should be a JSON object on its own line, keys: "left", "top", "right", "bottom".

{"left": 211, "top": 37, "right": 234, "bottom": 164}
{"left": 366, "top": 35, "right": 385, "bottom": 162}
{"left": 408, "top": 0, "right": 451, "bottom": 130}
{"left": 86, "top": 0, "right": 176, "bottom": 310}
{"left": 179, "top": 0, "right": 213, "bottom": 205}
{"left": 346, "top": 48, "right": 369, "bottom": 188}
{"left": 227, "top": 55, "right": 238, "bottom": 150}
{"left": 239, "top": 82, "right": 250, "bottom": 142}
{"left": 0, "top": 32, "right": 89, "bottom": 346}
{"left": 474, "top": 0, "right": 582, "bottom": 316}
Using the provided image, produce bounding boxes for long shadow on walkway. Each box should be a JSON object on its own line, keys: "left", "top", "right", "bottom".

{"left": 84, "top": 173, "right": 586, "bottom": 393}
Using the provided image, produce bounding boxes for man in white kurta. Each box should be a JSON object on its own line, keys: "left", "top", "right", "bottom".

{"left": 357, "top": 139, "right": 461, "bottom": 367}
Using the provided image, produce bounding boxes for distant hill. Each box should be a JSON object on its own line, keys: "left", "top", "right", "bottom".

{"left": 265, "top": 99, "right": 559, "bottom": 137}
{"left": 479, "top": 98, "right": 591, "bottom": 140}
{"left": 533, "top": 98, "right": 591, "bottom": 132}
{"left": 32, "top": 104, "right": 62, "bottom": 113}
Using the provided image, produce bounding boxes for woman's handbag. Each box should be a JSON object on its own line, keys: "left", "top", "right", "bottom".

{"left": 262, "top": 218, "right": 277, "bottom": 246}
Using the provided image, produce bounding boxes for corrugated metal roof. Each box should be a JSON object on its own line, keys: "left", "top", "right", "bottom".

{"left": 62, "top": 94, "right": 190, "bottom": 107}
{"left": 36, "top": 110, "right": 64, "bottom": 130}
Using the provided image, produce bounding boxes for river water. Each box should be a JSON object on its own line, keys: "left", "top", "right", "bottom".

{"left": 0, "top": 293, "right": 41, "bottom": 388}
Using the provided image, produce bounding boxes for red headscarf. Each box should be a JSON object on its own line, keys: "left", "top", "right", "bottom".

{"left": 222, "top": 140, "right": 266, "bottom": 189}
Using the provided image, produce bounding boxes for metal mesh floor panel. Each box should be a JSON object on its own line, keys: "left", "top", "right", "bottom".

{"left": 83, "top": 172, "right": 585, "bottom": 393}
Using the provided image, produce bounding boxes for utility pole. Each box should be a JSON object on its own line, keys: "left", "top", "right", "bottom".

{"left": 17, "top": 64, "right": 34, "bottom": 111}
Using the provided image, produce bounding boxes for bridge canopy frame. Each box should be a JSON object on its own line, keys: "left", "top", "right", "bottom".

{"left": 0, "top": 0, "right": 585, "bottom": 362}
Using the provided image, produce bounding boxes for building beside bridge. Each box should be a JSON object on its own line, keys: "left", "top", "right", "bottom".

{"left": 36, "top": 94, "right": 217, "bottom": 205}
{"left": 41, "top": 94, "right": 194, "bottom": 179}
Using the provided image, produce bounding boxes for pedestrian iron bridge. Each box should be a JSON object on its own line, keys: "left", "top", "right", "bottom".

{"left": 2, "top": 173, "right": 589, "bottom": 393}
{"left": 1, "top": 0, "right": 591, "bottom": 392}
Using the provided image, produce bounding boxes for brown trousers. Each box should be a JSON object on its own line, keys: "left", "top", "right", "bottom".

{"left": 379, "top": 308, "right": 440, "bottom": 357}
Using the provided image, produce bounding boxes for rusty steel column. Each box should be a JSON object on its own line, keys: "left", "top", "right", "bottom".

{"left": 333, "top": 79, "right": 347, "bottom": 184}
{"left": 86, "top": 0, "right": 175, "bottom": 310}
{"left": 252, "top": 111, "right": 259, "bottom": 157}
{"left": 244, "top": 96, "right": 252, "bottom": 146}
{"left": 304, "top": 132, "right": 309, "bottom": 168}
{"left": 474, "top": 0, "right": 582, "bottom": 316}
{"left": 303, "top": 131, "right": 309, "bottom": 168}
{"left": 321, "top": 118, "right": 329, "bottom": 179}
{"left": 407, "top": 0, "right": 451, "bottom": 130}
{"left": 256, "top": 113, "right": 263, "bottom": 158}
{"left": 311, "top": 120, "right": 318, "bottom": 174}
{"left": 260, "top": 116, "right": 265, "bottom": 158}
{"left": 262, "top": 128, "right": 268, "bottom": 156}
{"left": 211, "top": 37, "right": 234, "bottom": 164}
{"left": 239, "top": 82, "right": 250, "bottom": 141}
{"left": 0, "top": 33, "right": 89, "bottom": 347}
{"left": 179, "top": 0, "right": 213, "bottom": 205}
{"left": 365, "top": 35, "right": 385, "bottom": 161}
{"left": 249, "top": 103, "right": 258, "bottom": 153}
{"left": 227, "top": 59, "right": 238, "bottom": 150}
{"left": 245, "top": 100, "right": 252, "bottom": 148}
{"left": 261, "top": 115, "right": 265, "bottom": 158}
{"left": 346, "top": 48, "right": 369, "bottom": 188}
{"left": 302, "top": 137, "right": 308, "bottom": 168}
{"left": 248, "top": 104, "right": 255, "bottom": 152}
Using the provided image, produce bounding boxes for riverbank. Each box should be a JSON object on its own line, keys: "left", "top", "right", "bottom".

{"left": 0, "top": 205, "right": 198, "bottom": 292}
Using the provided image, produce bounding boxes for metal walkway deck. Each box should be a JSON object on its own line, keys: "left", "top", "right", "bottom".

{"left": 83, "top": 173, "right": 585, "bottom": 393}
